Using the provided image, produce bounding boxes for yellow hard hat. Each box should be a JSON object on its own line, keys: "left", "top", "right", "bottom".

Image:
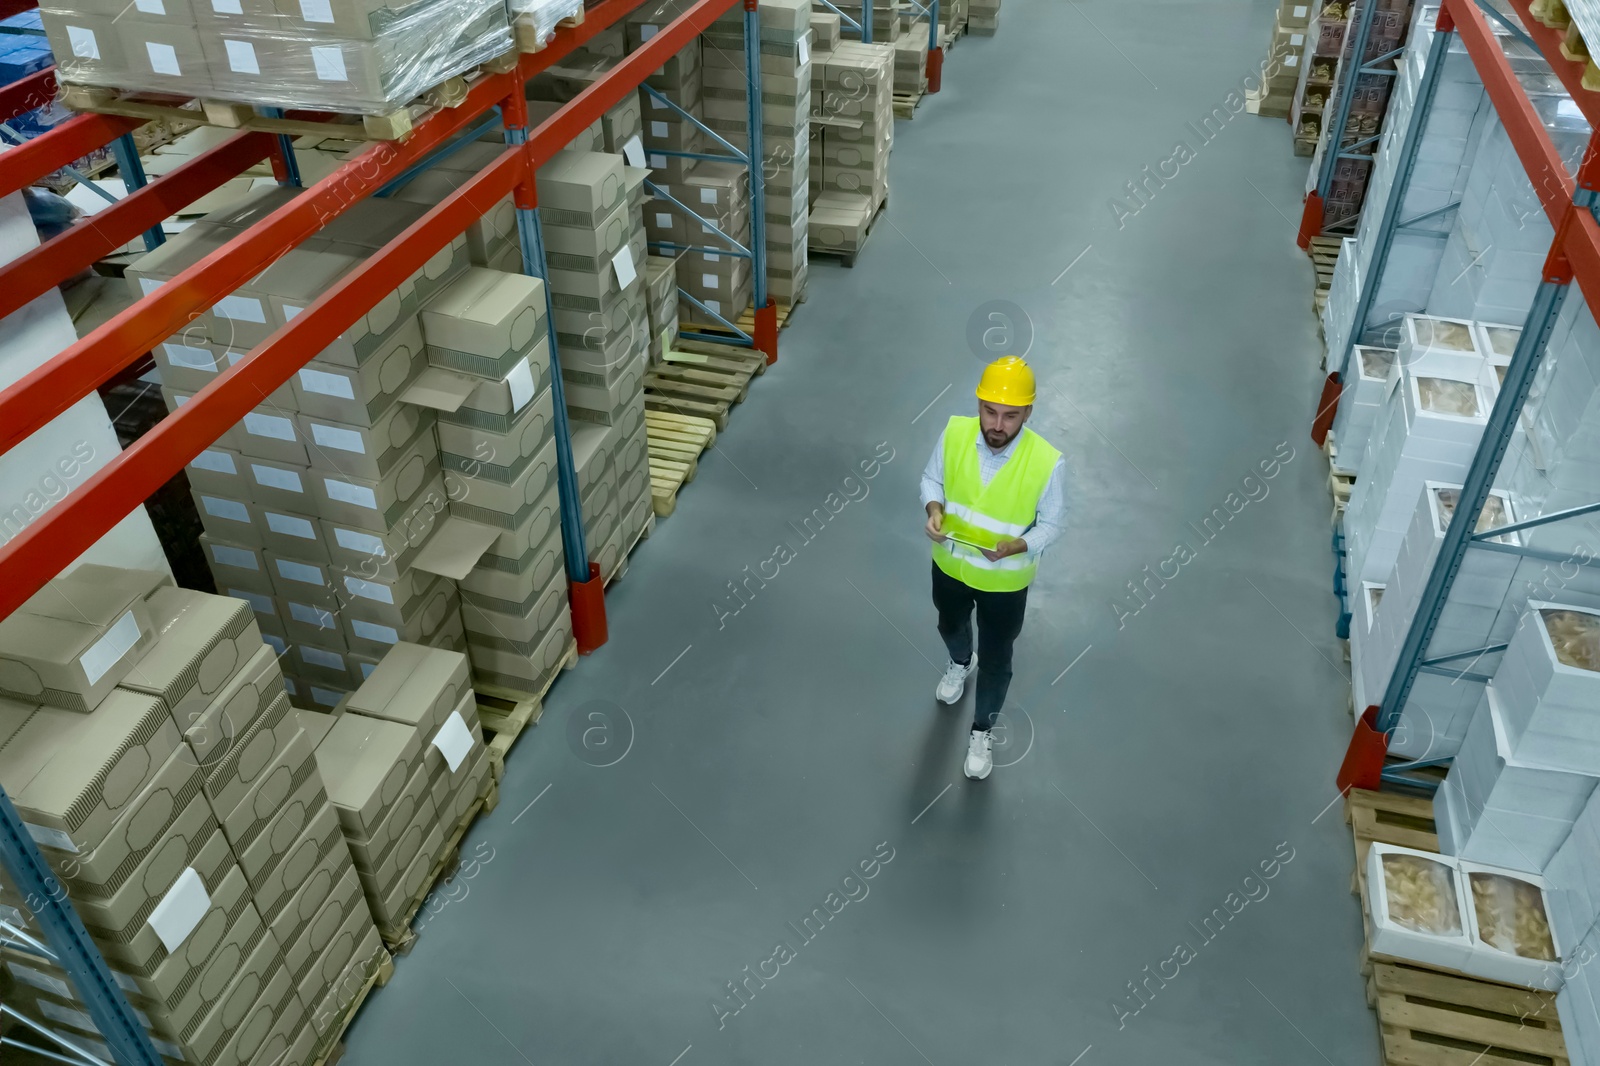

{"left": 975, "top": 356, "right": 1036, "bottom": 406}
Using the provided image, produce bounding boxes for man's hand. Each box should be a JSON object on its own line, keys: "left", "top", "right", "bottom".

{"left": 924, "top": 502, "right": 947, "bottom": 543}
{"left": 982, "top": 537, "right": 1028, "bottom": 562}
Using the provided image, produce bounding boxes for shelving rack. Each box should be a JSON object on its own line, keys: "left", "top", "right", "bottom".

{"left": 811, "top": 0, "right": 943, "bottom": 90}
{"left": 1330, "top": 0, "right": 1600, "bottom": 792}
{"left": 0, "top": 0, "right": 773, "bottom": 1060}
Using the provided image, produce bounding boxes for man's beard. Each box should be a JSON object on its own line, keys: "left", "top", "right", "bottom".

{"left": 983, "top": 427, "right": 1016, "bottom": 449}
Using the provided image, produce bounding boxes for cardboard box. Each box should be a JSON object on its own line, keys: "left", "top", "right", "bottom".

{"left": 472, "top": 484, "right": 559, "bottom": 570}
{"left": 300, "top": 401, "right": 435, "bottom": 481}
{"left": 0, "top": 571, "right": 160, "bottom": 712}
{"left": 288, "top": 864, "right": 366, "bottom": 1008}
{"left": 270, "top": 835, "right": 350, "bottom": 976}
{"left": 312, "top": 711, "right": 422, "bottom": 839}
{"left": 193, "top": 489, "right": 260, "bottom": 546}
{"left": 266, "top": 551, "right": 339, "bottom": 609}
{"left": 182, "top": 642, "right": 283, "bottom": 782}
{"left": 226, "top": 729, "right": 325, "bottom": 882}
{"left": 428, "top": 335, "right": 551, "bottom": 434}
{"left": 205, "top": 689, "right": 294, "bottom": 817}
{"left": 244, "top": 456, "right": 317, "bottom": 514}
{"left": 291, "top": 643, "right": 358, "bottom": 688}
{"left": 438, "top": 383, "right": 554, "bottom": 474}
{"left": 281, "top": 598, "right": 346, "bottom": 653}
{"left": 338, "top": 566, "right": 445, "bottom": 632}
{"left": 179, "top": 935, "right": 297, "bottom": 1066}
{"left": 321, "top": 473, "right": 449, "bottom": 582}
{"left": 446, "top": 432, "right": 558, "bottom": 524}
{"left": 0, "top": 690, "right": 179, "bottom": 855}
{"left": 344, "top": 758, "right": 430, "bottom": 882}
{"left": 536, "top": 150, "right": 627, "bottom": 226}
{"left": 467, "top": 608, "right": 572, "bottom": 692}
{"left": 310, "top": 923, "right": 384, "bottom": 1037}
{"left": 460, "top": 570, "right": 566, "bottom": 650}
{"left": 312, "top": 431, "right": 441, "bottom": 530}
{"left": 291, "top": 317, "right": 427, "bottom": 426}
{"left": 346, "top": 642, "right": 469, "bottom": 736}
{"left": 370, "top": 818, "right": 443, "bottom": 932}
{"left": 251, "top": 503, "right": 330, "bottom": 563}
{"left": 342, "top": 581, "right": 459, "bottom": 659}
{"left": 421, "top": 267, "right": 548, "bottom": 380}
{"left": 73, "top": 827, "right": 233, "bottom": 973}
{"left": 253, "top": 796, "right": 341, "bottom": 926}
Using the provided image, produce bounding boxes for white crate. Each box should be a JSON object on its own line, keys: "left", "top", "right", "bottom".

{"left": 1366, "top": 843, "right": 1474, "bottom": 970}
{"left": 1459, "top": 860, "right": 1565, "bottom": 988}
{"left": 1495, "top": 602, "right": 1600, "bottom": 773}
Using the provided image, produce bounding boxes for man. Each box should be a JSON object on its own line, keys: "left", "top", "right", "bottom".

{"left": 921, "top": 356, "right": 1065, "bottom": 780}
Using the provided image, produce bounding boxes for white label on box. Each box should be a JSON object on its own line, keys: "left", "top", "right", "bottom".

{"left": 211, "top": 544, "right": 258, "bottom": 571}
{"left": 265, "top": 512, "right": 314, "bottom": 539}
{"left": 1292, "top": 4, "right": 1306, "bottom": 15}
{"left": 134, "top": 0, "right": 166, "bottom": 14}
{"left": 225, "top": 39, "right": 259, "bottom": 74}
{"left": 215, "top": 294, "right": 265, "bottom": 323}
{"left": 145, "top": 42, "right": 180, "bottom": 76}
{"left": 193, "top": 449, "right": 236, "bottom": 475}
{"left": 10, "top": 963, "right": 72, "bottom": 999}
{"left": 66, "top": 24, "right": 98, "bottom": 58}
{"left": 651, "top": 121, "right": 668, "bottom": 138}
{"left": 622, "top": 135, "right": 645, "bottom": 169}
{"left": 650, "top": 95, "right": 668, "bottom": 110}
{"left": 649, "top": 153, "right": 667, "bottom": 169}
{"left": 212, "top": 0, "right": 241, "bottom": 11}
{"left": 704, "top": 252, "right": 720, "bottom": 263}
{"left": 359, "top": 661, "right": 377, "bottom": 679}
{"left": 312, "top": 423, "right": 365, "bottom": 454}
{"left": 80, "top": 610, "right": 142, "bottom": 685}
{"left": 798, "top": 34, "right": 810, "bottom": 64}
{"left": 701, "top": 273, "right": 717, "bottom": 289}
{"left": 351, "top": 619, "right": 398, "bottom": 644}
{"left": 299, "top": 367, "right": 354, "bottom": 399}
{"left": 244, "top": 412, "right": 295, "bottom": 441}
{"left": 288, "top": 601, "right": 334, "bottom": 627}
{"left": 654, "top": 212, "right": 672, "bottom": 230}
{"left": 1284, "top": 54, "right": 1298, "bottom": 67}
{"left": 38, "top": 1000, "right": 96, "bottom": 1032}
{"left": 282, "top": 303, "right": 303, "bottom": 320}
{"left": 612, "top": 247, "right": 637, "bottom": 289}
{"left": 147, "top": 868, "right": 209, "bottom": 952}
{"left": 706, "top": 299, "right": 721, "bottom": 315}
{"left": 432, "top": 710, "right": 473, "bottom": 773}
{"left": 344, "top": 576, "right": 392, "bottom": 604}
{"left": 699, "top": 188, "right": 718, "bottom": 205}
{"left": 138, "top": 276, "right": 162, "bottom": 296}
{"left": 25, "top": 822, "right": 77, "bottom": 853}
{"left": 262, "top": 633, "right": 286, "bottom": 656}
{"left": 163, "top": 343, "right": 216, "bottom": 371}
{"left": 324, "top": 478, "right": 377, "bottom": 510}
{"left": 1290, "top": 32, "right": 1304, "bottom": 45}
{"left": 311, "top": 686, "right": 342, "bottom": 706}
{"left": 301, "top": 646, "right": 344, "bottom": 670}
{"left": 251, "top": 463, "right": 304, "bottom": 493}
{"left": 275, "top": 559, "right": 323, "bottom": 585}
{"left": 640, "top": 23, "right": 658, "bottom": 39}
{"left": 300, "top": 0, "right": 333, "bottom": 20}
{"left": 229, "top": 588, "right": 273, "bottom": 614}
{"left": 507, "top": 357, "right": 536, "bottom": 412}
{"left": 312, "top": 44, "right": 348, "bottom": 82}
{"left": 201, "top": 496, "right": 249, "bottom": 523}
{"left": 334, "top": 528, "right": 385, "bottom": 556}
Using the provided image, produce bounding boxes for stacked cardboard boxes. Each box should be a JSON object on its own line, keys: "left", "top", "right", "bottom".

{"left": 969, "top": 0, "right": 999, "bottom": 36}
{"left": 706, "top": 0, "right": 812, "bottom": 307}
{"left": 0, "top": 568, "right": 372, "bottom": 1066}
{"left": 644, "top": 255, "right": 680, "bottom": 362}
{"left": 892, "top": 27, "right": 927, "bottom": 96}
{"left": 419, "top": 267, "right": 571, "bottom": 695}
{"left": 809, "top": 41, "right": 894, "bottom": 260}
{"left": 810, "top": 9, "right": 840, "bottom": 51}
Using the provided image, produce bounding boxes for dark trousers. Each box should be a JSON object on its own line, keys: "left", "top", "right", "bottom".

{"left": 931, "top": 561, "right": 1028, "bottom": 731}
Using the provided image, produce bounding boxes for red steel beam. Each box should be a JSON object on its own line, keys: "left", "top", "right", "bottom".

{"left": 0, "top": 0, "right": 37, "bottom": 20}
{"left": 1563, "top": 205, "right": 1600, "bottom": 313}
{"left": 0, "top": 67, "right": 55, "bottom": 125}
{"left": 0, "top": 0, "right": 748, "bottom": 614}
{"left": 0, "top": 132, "right": 274, "bottom": 321}
{"left": 1448, "top": 0, "right": 1574, "bottom": 226}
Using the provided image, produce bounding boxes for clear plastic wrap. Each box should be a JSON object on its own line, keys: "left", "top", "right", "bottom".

{"left": 1469, "top": 871, "right": 1557, "bottom": 961}
{"left": 510, "top": 0, "right": 582, "bottom": 51}
{"left": 1382, "top": 852, "right": 1464, "bottom": 935}
{"left": 1417, "top": 376, "right": 1481, "bottom": 417}
{"left": 40, "top": 0, "right": 510, "bottom": 114}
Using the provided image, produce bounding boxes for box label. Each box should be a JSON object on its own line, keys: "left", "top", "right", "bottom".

{"left": 215, "top": 294, "right": 265, "bottom": 323}
{"left": 622, "top": 135, "right": 645, "bottom": 169}
{"left": 343, "top": 576, "right": 392, "bottom": 604}
{"left": 299, "top": 367, "right": 354, "bottom": 399}
{"left": 300, "top": 0, "right": 333, "bottom": 20}
{"left": 312, "top": 44, "right": 347, "bottom": 82}
{"left": 275, "top": 558, "right": 324, "bottom": 585}
{"left": 654, "top": 212, "right": 672, "bottom": 230}
{"left": 225, "top": 38, "right": 259, "bottom": 74}
{"left": 612, "top": 247, "right": 637, "bottom": 289}
{"left": 211, "top": 544, "right": 258, "bottom": 571}
{"left": 507, "top": 357, "right": 536, "bottom": 412}
{"left": 201, "top": 496, "right": 249, "bottom": 523}
{"left": 312, "top": 423, "right": 365, "bottom": 454}
{"left": 311, "top": 686, "right": 343, "bottom": 706}
{"left": 9, "top": 963, "right": 72, "bottom": 999}
{"left": 145, "top": 41, "right": 179, "bottom": 76}
{"left": 66, "top": 24, "right": 98, "bottom": 58}
{"left": 163, "top": 343, "right": 216, "bottom": 372}
{"left": 301, "top": 646, "right": 344, "bottom": 671}
{"left": 702, "top": 273, "right": 717, "bottom": 289}
{"left": 651, "top": 120, "right": 668, "bottom": 138}
{"left": 79, "top": 609, "right": 142, "bottom": 685}
{"left": 324, "top": 478, "right": 377, "bottom": 510}
{"left": 432, "top": 710, "right": 473, "bottom": 773}
{"left": 334, "top": 528, "right": 385, "bottom": 556}
{"left": 265, "top": 512, "right": 315, "bottom": 539}
{"left": 288, "top": 601, "right": 334, "bottom": 628}
{"left": 640, "top": 23, "right": 658, "bottom": 39}
{"left": 228, "top": 588, "right": 273, "bottom": 614}
{"left": 252, "top": 464, "right": 304, "bottom": 493}
{"left": 192, "top": 449, "right": 237, "bottom": 475}
{"left": 147, "top": 867, "right": 210, "bottom": 952}
{"left": 263, "top": 633, "right": 287, "bottom": 656}
{"left": 244, "top": 412, "right": 296, "bottom": 441}
{"left": 351, "top": 619, "right": 398, "bottom": 644}
{"left": 699, "top": 188, "right": 718, "bottom": 205}
{"left": 24, "top": 821, "right": 78, "bottom": 853}
{"left": 798, "top": 33, "right": 810, "bottom": 65}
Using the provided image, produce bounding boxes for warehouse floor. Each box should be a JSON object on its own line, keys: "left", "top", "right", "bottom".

{"left": 343, "top": 2, "right": 1379, "bottom": 1063}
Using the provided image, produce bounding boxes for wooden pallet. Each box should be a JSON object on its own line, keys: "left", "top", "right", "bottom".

{"left": 1310, "top": 235, "right": 1341, "bottom": 315}
{"left": 382, "top": 775, "right": 501, "bottom": 954}
{"left": 644, "top": 339, "right": 766, "bottom": 431}
{"left": 1346, "top": 786, "right": 1439, "bottom": 899}
{"left": 646, "top": 409, "right": 716, "bottom": 518}
{"left": 1532, "top": 1, "right": 1600, "bottom": 91}
{"left": 810, "top": 194, "right": 889, "bottom": 268}
{"left": 680, "top": 296, "right": 800, "bottom": 337}
{"left": 59, "top": 67, "right": 477, "bottom": 141}
{"left": 893, "top": 88, "right": 926, "bottom": 119}
{"left": 605, "top": 512, "right": 656, "bottom": 586}
{"left": 474, "top": 638, "right": 578, "bottom": 778}
{"left": 1369, "top": 960, "right": 1569, "bottom": 1066}
{"left": 512, "top": 5, "right": 585, "bottom": 52}
{"left": 309, "top": 948, "right": 395, "bottom": 1066}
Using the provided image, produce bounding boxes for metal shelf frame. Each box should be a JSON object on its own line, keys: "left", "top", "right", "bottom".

{"left": 1332, "top": 0, "right": 1600, "bottom": 793}
{"left": 0, "top": 1, "right": 775, "bottom": 1061}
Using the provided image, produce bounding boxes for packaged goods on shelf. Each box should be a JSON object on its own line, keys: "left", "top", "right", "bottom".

{"left": 1492, "top": 603, "right": 1600, "bottom": 774}
{"left": 1459, "top": 862, "right": 1563, "bottom": 988}
{"left": 644, "top": 255, "right": 679, "bottom": 362}
{"left": 510, "top": 0, "right": 582, "bottom": 53}
{"left": 1367, "top": 843, "right": 1473, "bottom": 969}
{"left": 39, "top": 0, "right": 511, "bottom": 115}
{"left": 1332, "top": 345, "right": 1394, "bottom": 475}
{"left": 970, "top": 0, "right": 999, "bottom": 36}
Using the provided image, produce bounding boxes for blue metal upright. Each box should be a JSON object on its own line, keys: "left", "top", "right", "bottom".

{"left": 1312, "top": 0, "right": 1387, "bottom": 224}
{"left": 744, "top": 0, "right": 769, "bottom": 324}
{"left": 811, "top": 0, "right": 863, "bottom": 37}
{"left": 107, "top": 133, "right": 163, "bottom": 252}
{"left": 0, "top": 785, "right": 164, "bottom": 1066}
{"left": 257, "top": 108, "right": 303, "bottom": 189}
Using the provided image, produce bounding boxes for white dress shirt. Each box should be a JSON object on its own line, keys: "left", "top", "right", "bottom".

{"left": 919, "top": 422, "right": 1066, "bottom": 556}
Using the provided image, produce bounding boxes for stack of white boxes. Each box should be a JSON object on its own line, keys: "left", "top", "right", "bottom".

{"left": 137, "top": 188, "right": 471, "bottom": 711}
{"left": 705, "top": 0, "right": 811, "bottom": 308}
{"left": 419, "top": 267, "right": 573, "bottom": 698}
{"left": 809, "top": 41, "right": 894, "bottom": 260}
{"left": 0, "top": 568, "right": 360, "bottom": 1066}
{"left": 970, "top": 0, "right": 999, "bottom": 35}
{"left": 1333, "top": 345, "right": 1396, "bottom": 475}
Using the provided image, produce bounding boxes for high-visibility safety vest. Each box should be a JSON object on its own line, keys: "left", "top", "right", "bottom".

{"left": 932, "top": 415, "right": 1061, "bottom": 592}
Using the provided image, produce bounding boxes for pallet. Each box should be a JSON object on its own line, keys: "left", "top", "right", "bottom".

{"left": 679, "top": 296, "right": 801, "bottom": 337}
{"left": 474, "top": 638, "right": 578, "bottom": 778}
{"left": 1309, "top": 235, "right": 1341, "bottom": 315}
{"left": 605, "top": 512, "right": 655, "bottom": 586}
{"left": 59, "top": 68, "right": 475, "bottom": 141}
{"left": 893, "top": 89, "right": 926, "bottom": 119}
{"left": 646, "top": 409, "right": 716, "bottom": 518}
{"left": 1535, "top": 1, "right": 1600, "bottom": 93}
{"left": 1368, "top": 960, "right": 1568, "bottom": 1066}
{"left": 810, "top": 194, "right": 888, "bottom": 268}
{"left": 644, "top": 339, "right": 766, "bottom": 431}
{"left": 309, "top": 948, "right": 395, "bottom": 1066}
{"left": 512, "top": 6, "right": 584, "bottom": 52}
{"left": 381, "top": 775, "right": 501, "bottom": 955}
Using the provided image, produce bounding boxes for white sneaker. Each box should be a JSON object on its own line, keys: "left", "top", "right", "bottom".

{"left": 964, "top": 729, "right": 994, "bottom": 780}
{"left": 936, "top": 655, "right": 977, "bottom": 704}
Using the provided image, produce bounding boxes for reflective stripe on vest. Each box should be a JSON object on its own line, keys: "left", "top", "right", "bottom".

{"left": 932, "top": 415, "right": 1060, "bottom": 592}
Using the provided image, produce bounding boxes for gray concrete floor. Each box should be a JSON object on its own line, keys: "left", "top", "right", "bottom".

{"left": 343, "top": 2, "right": 1380, "bottom": 1063}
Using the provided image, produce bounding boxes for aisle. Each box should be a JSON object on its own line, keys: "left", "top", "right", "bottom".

{"left": 343, "top": 2, "right": 1378, "bottom": 1062}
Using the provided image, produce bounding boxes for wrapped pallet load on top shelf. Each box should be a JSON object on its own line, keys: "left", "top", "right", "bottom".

{"left": 40, "top": 0, "right": 511, "bottom": 122}
{"left": 0, "top": 566, "right": 383, "bottom": 1066}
